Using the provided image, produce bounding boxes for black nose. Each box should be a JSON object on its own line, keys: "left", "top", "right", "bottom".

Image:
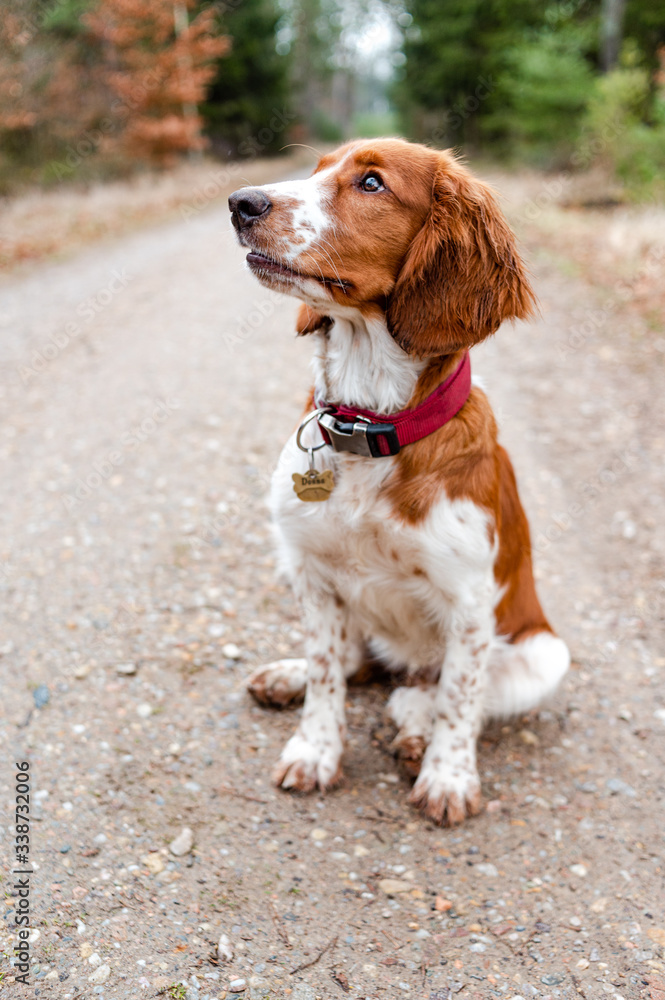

{"left": 228, "top": 188, "right": 272, "bottom": 230}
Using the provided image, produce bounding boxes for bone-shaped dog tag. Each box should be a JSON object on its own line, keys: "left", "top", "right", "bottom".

{"left": 292, "top": 468, "right": 335, "bottom": 502}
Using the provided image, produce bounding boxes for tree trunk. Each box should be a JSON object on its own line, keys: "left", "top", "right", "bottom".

{"left": 601, "top": 0, "right": 626, "bottom": 73}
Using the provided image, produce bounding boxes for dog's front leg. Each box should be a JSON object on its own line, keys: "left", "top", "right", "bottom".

{"left": 409, "top": 605, "right": 493, "bottom": 825}
{"left": 274, "top": 592, "right": 359, "bottom": 793}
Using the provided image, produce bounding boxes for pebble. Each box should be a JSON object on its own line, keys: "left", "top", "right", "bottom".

{"left": 228, "top": 979, "right": 246, "bottom": 992}
{"left": 606, "top": 777, "right": 636, "bottom": 797}
{"left": 310, "top": 828, "right": 327, "bottom": 841}
{"left": 88, "top": 964, "right": 111, "bottom": 984}
{"left": 142, "top": 852, "right": 165, "bottom": 874}
{"left": 170, "top": 826, "right": 194, "bottom": 856}
{"left": 136, "top": 702, "right": 153, "bottom": 718}
{"left": 519, "top": 728, "right": 539, "bottom": 745}
{"left": 74, "top": 663, "right": 92, "bottom": 679}
{"left": 435, "top": 897, "right": 453, "bottom": 911}
{"left": 88, "top": 952, "right": 102, "bottom": 967}
{"left": 33, "top": 684, "right": 50, "bottom": 708}
{"left": 475, "top": 862, "right": 498, "bottom": 877}
{"left": 218, "top": 933, "right": 233, "bottom": 961}
{"left": 222, "top": 643, "right": 241, "bottom": 660}
{"left": 378, "top": 878, "right": 414, "bottom": 896}
{"left": 570, "top": 864, "right": 588, "bottom": 877}
{"left": 115, "top": 662, "right": 137, "bottom": 675}
{"left": 291, "top": 986, "right": 317, "bottom": 1000}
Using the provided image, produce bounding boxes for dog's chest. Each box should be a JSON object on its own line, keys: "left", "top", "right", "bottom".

{"left": 271, "top": 434, "right": 494, "bottom": 667}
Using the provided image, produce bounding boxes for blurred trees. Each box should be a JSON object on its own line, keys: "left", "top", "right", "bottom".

{"left": 398, "top": 0, "right": 665, "bottom": 191}
{"left": 85, "top": 0, "right": 229, "bottom": 163}
{"left": 203, "top": 0, "right": 291, "bottom": 157}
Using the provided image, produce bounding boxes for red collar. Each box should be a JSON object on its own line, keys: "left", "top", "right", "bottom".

{"left": 315, "top": 352, "right": 471, "bottom": 458}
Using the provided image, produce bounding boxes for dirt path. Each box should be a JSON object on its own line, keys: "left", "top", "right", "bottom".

{"left": 0, "top": 164, "right": 664, "bottom": 1000}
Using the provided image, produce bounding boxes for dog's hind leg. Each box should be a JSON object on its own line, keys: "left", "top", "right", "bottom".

{"left": 484, "top": 630, "right": 570, "bottom": 719}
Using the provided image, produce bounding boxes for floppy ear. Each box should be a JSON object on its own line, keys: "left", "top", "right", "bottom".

{"left": 387, "top": 156, "right": 537, "bottom": 357}
{"left": 296, "top": 304, "right": 332, "bottom": 336}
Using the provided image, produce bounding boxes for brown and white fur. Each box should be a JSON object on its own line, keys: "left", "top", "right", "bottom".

{"left": 228, "top": 138, "right": 569, "bottom": 826}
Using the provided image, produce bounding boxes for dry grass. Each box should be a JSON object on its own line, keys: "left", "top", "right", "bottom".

{"left": 0, "top": 151, "right": 312, "bottom": 273}
{"left": 487, "top": 167, "right": 665, "bottom": 332}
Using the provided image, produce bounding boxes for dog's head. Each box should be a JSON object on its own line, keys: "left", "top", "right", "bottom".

{"left": 229, "top": 138, "right": 536, "bottom": 357}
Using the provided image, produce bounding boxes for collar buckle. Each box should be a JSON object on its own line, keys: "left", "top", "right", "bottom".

{"left": 319, "top": 413, "right": 400, "bottom": 458}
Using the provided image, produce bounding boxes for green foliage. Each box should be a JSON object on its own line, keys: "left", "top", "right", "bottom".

{"left": 397, "top": 0, "right": 545, "bottom": 146}
{"left": 41, "top": 0, "right": 92, "bottom": 35}
{"left": 202, "top": 0, "right": 291, "bottom": 157}
{"left": 484, "top": 25, "right": 596, "bottom": 165}
{"left": 577, "top": 51, "right": 665, "bottom": 197}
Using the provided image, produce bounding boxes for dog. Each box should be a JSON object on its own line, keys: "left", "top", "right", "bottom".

{"left": 228, "top": 138, "right": 569, "bottom": 825}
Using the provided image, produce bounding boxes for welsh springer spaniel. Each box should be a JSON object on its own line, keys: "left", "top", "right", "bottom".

{"left": 228, "top": 138, "right": 569, "bottom": 826}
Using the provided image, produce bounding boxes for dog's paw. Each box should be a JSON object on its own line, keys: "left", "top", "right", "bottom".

{"left": 408, "top": 760, "right": 482, "bottom": 826}
{"left": 246, "top": 658, "right": 307, "bottom": 707}
{"left": 386, "top": 686, "right": 435, "bottom": 776}
{"left": 273, "top": 731, "right": 343, "bottom": 793}
{"left": 391, "top": 733, "right": 427, "bottom": 777}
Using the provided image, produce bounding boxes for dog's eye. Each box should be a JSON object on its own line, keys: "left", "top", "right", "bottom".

{"left": 360, "top": 173, "right": 385, "bottom": 193}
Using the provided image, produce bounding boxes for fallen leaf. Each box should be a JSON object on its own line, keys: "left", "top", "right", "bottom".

{"left": 332, "top": 969, "right": 350, "bottom": 992}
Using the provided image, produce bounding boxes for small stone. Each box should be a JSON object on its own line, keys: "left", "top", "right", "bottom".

{"left": 435, "top": 896, "right": 453, "bottom": 912}
{"left": 136, "top": 702, "right": 153, "bottom": 718}
{"left": 475, "top": 862, "right": 498, "bottom": 877}
{"left": 88, "top": 964, "right": 110, "bottom": 984}
{"left": 486, "top": 799, "right": 502, "bottom": 813}
{"left": 570, "top": 864, "right": 588, "bottom": 877}
{"left": 519, "top": 729, "right": 539, "bottom": 745}
{"left": 74, "top": 663, "right": 92, "bottom": 679}
{"left": 648, "top": 928, "right": 665, "bottom": 946}
{"left": 222, "top": 643, "right": 241, "bottom": 660}
{"left": 80, "top": 943, "right": 94, "bottom": 959}
{"left": 170, "top": 826, "right": 194, "bottom": 856}
{"left": 541, "top": 973, "right": 564, "bottom": 986}
{"left": 589, "top": 947, "right": 600, "bottom": 962}
{"left": 115, "top": 662, "right": 137, "bottom": 675}
{"left": 576, "top": 958, "right": 590, "bottom": 970}
{"left": 291, "top": 985, "right": 317, "bottom": 1000}
{"left": 569, "top": 916, "right": 582, "bottom": 928}
{"left": 606, "top": 777, "right": 636, "bottom": 797}
{"left": 310, "top": 828, "right": 328, "bottom": 841}
{"left": 378, "top": 878, "right": 414, "bottom": 896}
{"left": 229, "top": 978, "right": 246, "bottom": 992}
{"left": 142, "top": 852, "right": 165, "bottom": 874}
{"left": 354, "top": 844, "right": 369, "bottom": 857}
{"left": 33, "top": 684, "right": 50, "bottom": 708}
{"left": 88, "top": 952, "right": 102, "bottom": 967}
{"left": 218, "top": 933, "right": 233, "bottom": 961}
